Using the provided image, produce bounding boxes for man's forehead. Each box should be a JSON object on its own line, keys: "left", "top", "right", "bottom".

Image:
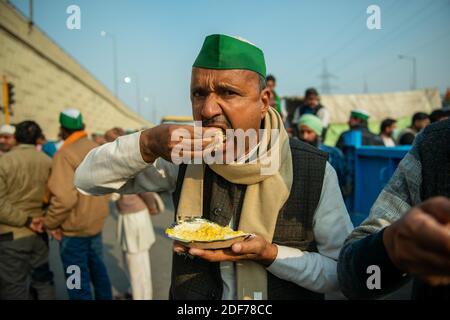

{"left": 191, "top": 68, "right": 259, "bottom": 88}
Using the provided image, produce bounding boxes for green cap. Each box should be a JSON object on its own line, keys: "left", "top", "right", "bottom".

{"left": 351, "top": 109, "right": 370, "bottom": 121}
{"left": 0, "top": 124, "right": 15, "bottom": 135}
{"left": 193, "top": 34, "right": 266, "bottom": 78}
{"left": 298, "top": 114, "right": 323, "bottom": 136}
{"left": 59, "top": 108, "right": 84, "bottom": 130}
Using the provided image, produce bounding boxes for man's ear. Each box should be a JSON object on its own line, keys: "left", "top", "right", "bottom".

{"left": 260, "top": 87, "right": 271, "bottom": 119}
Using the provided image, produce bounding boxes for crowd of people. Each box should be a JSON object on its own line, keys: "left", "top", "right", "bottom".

{"left": 266, "top": 75, "right": 449, "bottom": 150}
{"left": 0, "top": 33, "right": 449, "bottom": 301}
{"left": 0, "top": 110, "right": 163, "bottom": 300}
{"left": 264, "top": 77, "right": 449, "bottom": 191}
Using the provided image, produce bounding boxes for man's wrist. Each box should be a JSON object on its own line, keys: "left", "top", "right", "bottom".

{"left": 259, "top": 243, "right": 278, "bottom": 267}
{"left": 382, "top": 225, "right": 401, "bottom": 271}
{"left": 139, "top": 129, "right": 158, "bottom": 163}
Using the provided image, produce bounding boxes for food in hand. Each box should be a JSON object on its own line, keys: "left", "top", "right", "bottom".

{"left": 166, "top": 218, "right": 246, "bottom": 242}
{"left": 208, "top": 129, "right": 225, "bottom": 151}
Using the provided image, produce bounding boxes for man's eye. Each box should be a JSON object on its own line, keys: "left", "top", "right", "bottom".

{"left": 224, "top": 90, "right": 237, "bottom": 96}
{"left": 193, "top": 91, "right": 204, "bottom": 97}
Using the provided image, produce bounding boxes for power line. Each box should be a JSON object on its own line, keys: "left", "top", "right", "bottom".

{"left": 333, "top": 0, "right": 444, "bottom": 75}
{"left": 325, "top": 0, "right": 406, "bottom": 62}
{"left": 298, "top": 9, "right": 363, "bottom": 72}
{"left": 301, "top": 0, "right": 403, "bottom": 75}
{"left": 365, "top": 29, "right": 450, "bottom": 78}
{"left": 334, "top": 0, "right": 438, "bottom": 74}
{"left": 405, "top": 30, "right": 450, "bottom": 55}
{"left": 317, "top": 1, "right": 448, "bottom": 95}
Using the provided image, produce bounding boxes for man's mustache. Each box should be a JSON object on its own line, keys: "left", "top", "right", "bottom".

{"left": 202, "top": 116, "right": 232, "bottom": 129}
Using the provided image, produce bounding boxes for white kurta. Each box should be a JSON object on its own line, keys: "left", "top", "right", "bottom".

{"left": 117, "top": 208, "right": 155, "bottom": 254}
{"left": 75, "top": 131, "right": 354, "bottom": 298}
{"left": 116, "top": 208, "right": 156, "bottom": 300}
{"left": 382, "top": 136, "right": 396, "bottom": 147}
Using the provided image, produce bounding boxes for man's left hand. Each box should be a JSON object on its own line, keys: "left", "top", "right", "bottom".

{"left": 173, "top": 234, "right": 278, "bottom": 267}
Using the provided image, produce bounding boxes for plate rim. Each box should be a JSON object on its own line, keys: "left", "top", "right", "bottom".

{"left": 166, "top": 233, "right": 252, "bottom": 244}
{"left": 165, "top": 217, "right": 252, "bottom": 244}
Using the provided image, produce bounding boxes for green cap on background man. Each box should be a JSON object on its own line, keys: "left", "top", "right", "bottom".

{"left": 351, "top": 109, "right": 370, "bottom": 121}
{"left": 193, "top": 34, "right": 266, "bottom": 78}
{"left": 0, "top": 124, "right": 15, "bottom": 135}
{"left": 59, "top": 108, "right": 84, "bottom": 130}
{"left": 298, "top": 114, "right": 323, "bottom": 136}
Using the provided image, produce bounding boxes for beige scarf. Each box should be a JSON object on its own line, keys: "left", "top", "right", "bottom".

{"left": 176, "top": 107, "right": 293, "bottom": 300}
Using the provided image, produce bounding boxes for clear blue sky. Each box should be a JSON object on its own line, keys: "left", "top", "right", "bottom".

{"left": 10, "top": 0, "right": 450, "bottom": 122}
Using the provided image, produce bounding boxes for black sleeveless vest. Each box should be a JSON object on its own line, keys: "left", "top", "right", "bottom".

{"left": 170, "top": 138, "right": 328, "bottom": 300}
{"left": 413, "top": 119, "right": 450, "bottom": 300}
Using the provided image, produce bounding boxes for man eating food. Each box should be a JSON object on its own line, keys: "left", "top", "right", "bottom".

{"left": 75, "top": 34, "right": 353, "bottom": 300}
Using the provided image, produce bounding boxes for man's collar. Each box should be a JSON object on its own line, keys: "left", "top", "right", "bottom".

{"left": 8, "top": 144, "right": 36, "bottom": 153}
{"left": 13, "top": 144, "right": 35, "bottom": 149}
{"left": 61, "top": 130, "right": 87, "bottom": 150}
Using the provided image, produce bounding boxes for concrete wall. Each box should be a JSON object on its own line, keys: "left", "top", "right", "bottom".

{"left": 0, "top": 0, "right": 151, "bottom": 139}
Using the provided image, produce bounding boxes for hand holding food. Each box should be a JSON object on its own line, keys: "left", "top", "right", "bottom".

{"left": 167, "top": 218, "right": 278, "bottom": 266}
{"left": 166, "top": 218, "right": 249, "bottom": 249}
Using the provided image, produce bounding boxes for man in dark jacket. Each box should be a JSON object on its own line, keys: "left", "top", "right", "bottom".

{"left": 335, "top": 109, "right": 384, "bottom": 152}
{"left": 397, "top": 112, "right": 430, "bottom": 145}
{"left": 337, "top": 119, "right": 450, "bottom": 300}
{"left": 292, "top": 88, "right": 330, "bottom": 139}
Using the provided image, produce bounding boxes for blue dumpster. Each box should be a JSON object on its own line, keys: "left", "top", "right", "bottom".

{"left": 341, "top": 130, "right": 411, "bottom": 226}
{"left": 351, "top": 146, "right": 411, "bottom": 226}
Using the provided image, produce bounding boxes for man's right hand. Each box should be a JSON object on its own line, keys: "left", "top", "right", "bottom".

{"left": 139, "top": 124, "right": 219, "bottom": 163}
{"left": 27, "top": 217, "right": 44, "bottom": 233}
{"left": 383, "top": 196, "right": 450, "bottom": 286}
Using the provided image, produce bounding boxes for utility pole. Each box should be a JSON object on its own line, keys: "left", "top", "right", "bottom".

{"left": 363, "top": 75, "right": 369, "bottom": 93}
{"left": 101, "top": 31, "right": 119, "bottom": 97}
{"left": 318, "top": 59, "right": 338, "bottom": 94}
{"left": 398, "top": 54, "right": 417, "bottom": 90}
{"left": 152, "top": 97, "right": 157, "bottom": 124}
{"left": 123, "top": 74, "right": 141, "bottom": 115}
{"left": 412, "top": 57, "right": 417, "bottom": 90}
{"left": 2, "top": 76, "right": 10, "bottom": 124}
{"left": 28, "top": 0, "right": 34, "bottom": 32}
{"left": 135, "top": 75, "right": 141, "bottom": 115}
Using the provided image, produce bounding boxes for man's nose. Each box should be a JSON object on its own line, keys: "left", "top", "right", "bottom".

{"left": 201, "top": 94, "right": 222, "bottom": 119}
